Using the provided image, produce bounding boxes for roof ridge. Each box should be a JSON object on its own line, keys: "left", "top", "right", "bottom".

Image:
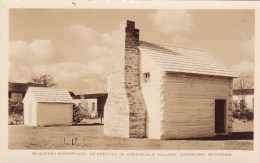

{"left": 139, "top": 40, "right": 206, "bottom": 52}
{"left": 27, "top": 87, "right": 73, "bottom": 103}
{"left": 29, "top": 86, "right": 66, "bottom": 90}
{"left": 139, "top": 40, "right": 238, "bottom": 78}
{"left": 139, "top": 40, "right": 176, "bottom": 55}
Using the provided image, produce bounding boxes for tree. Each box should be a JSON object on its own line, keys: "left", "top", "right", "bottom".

{"left": 72, "top": 103, "right": 89, "bottom": 123}
{"left": 233, "top": 73, "right": 254, "bottom": 112}
{"left": 29, "top": 74, "right": 57, "bottom": 87}
{"left": 72, "top": 104, "right": 84, "bottom": 123}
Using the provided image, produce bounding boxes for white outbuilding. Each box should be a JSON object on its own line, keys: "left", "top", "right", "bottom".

{"left": 23, "top": 87, "right": 73, "bottom": 126}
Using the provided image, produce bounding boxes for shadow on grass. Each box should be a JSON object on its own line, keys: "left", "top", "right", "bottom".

{"left": 174, "top": 132, "right": 253, "bottom": 141}
{"left": 72, "top": 123, "right": 104, "bottom": 126}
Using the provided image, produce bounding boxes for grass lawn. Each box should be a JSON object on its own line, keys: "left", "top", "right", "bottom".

{"left": 8, "top": 119, "right": 253, "bottom": 150}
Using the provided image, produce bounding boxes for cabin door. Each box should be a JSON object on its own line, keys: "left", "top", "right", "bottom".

{"left": 215, "top": 100, "right": 226, "bottom": 133}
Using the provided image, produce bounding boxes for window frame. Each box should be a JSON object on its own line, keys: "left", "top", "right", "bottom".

{"left": 143, "top": 72, "right": 150, "bottom": 84}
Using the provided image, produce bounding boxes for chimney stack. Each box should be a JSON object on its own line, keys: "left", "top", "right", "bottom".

{"left": 104, "top": 20, "right": 147, "bottom": 138}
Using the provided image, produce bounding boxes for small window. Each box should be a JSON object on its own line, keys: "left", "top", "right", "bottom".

{"left": 92, "top": 102, "right": 95, "bottom": 112}
{"left": 143, "top": 73, "right": 150, "bottom": 83}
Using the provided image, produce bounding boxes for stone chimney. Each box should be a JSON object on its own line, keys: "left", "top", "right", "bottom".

{"left": 104, "top": 20, "right": 147, "bottom": 138}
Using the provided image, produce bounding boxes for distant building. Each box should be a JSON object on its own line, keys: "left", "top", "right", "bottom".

{"left": 23, "top": 87, "right": 73, "bottom": 126}
{"left": 71, "top": 93, "right": 108, "bottom": 119}
{"left": 104, "top": 20, "right": 238, "bottom": 139}
{"left": 233, "top": 89, "right": 254, "bottom": 110}
{"left": 8, "top": 82, "right": 45, "bottom": 102}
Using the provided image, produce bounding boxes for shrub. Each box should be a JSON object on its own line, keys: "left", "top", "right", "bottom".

{"left": 72, "top": 104, "right": 87, "bottom": 123}
{"left": 242, "top": 110, "right": 254, "bottom": 121}
{"left": 9, "top": 101, "right": 24, "bottom": 125}
{"left": 232, "top": 109, "right": 254, "bottom": 122}
{"left": 9, "top": 101, "right": 24, "bottom": 115}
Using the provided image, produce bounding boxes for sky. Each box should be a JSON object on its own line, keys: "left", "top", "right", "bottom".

{"left": 9, "top": 9, "right": 254, "bottom": 93}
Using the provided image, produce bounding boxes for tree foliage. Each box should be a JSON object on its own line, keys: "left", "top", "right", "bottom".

{"left": 233, "top": 73, "right": 254, "bottom": 111}
{"left": 9, "top": 101, "right": 24, "bottom": 125}
{"left": 232, "top": 109, "right": 253, "bottom": 121}
{"left": 9, "top": 101, "right": 24, "bottom": 115}
{"left": 72, "top": 104, "right": 88, "bottom": 123}
{"left": 232, "top": 73, "right": 254, "bottom": 121}
{"left": 29, "top": 74, "right": 57, "bottom": 87}
{"left": 233, "top": 73, "right": 254, "bottom": 90}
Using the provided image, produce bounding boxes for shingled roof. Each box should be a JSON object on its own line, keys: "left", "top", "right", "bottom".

{"left": 27, "top": 87, "right": 73, "bottom": 103}
{"left": 139, "top": 41, "right": 238, "bottom": 78}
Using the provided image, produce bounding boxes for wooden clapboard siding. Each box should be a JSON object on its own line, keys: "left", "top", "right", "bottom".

{"left": 162, "top": 130, "right": 215, "bottom": 139}
{"left": 140, "top": 51, "right": 163, "bottom": 139}
{"left": 163, "top": 125, "right": 215, "bottom": 132}
{"left": 164, "top": 112, "right": 214, "bottom": 119}
{"left": 162, "top": 118, "right": 214, "bottom": 125}
{"left": 161, "top": 73, "right": 232, "bottom": 139}
{"left": 163, "top": 83, "right": 230, "bottom": 92}
{"left": 163, "top": 93, "right": 229, "bottom": 99}
{"left": 165, "top": 74, "right": 231, "bottom": 84}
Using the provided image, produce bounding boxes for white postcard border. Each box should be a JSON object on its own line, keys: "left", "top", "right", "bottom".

{"left": 0, "top": 1, "right": 259, "bottom": 163}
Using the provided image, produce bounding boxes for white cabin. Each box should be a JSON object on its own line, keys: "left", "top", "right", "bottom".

{"left": 104, "top": 20, "right": 238, "bottom": 139}
{"left": 23, "top": 87, "right": 73, "bottom": 126}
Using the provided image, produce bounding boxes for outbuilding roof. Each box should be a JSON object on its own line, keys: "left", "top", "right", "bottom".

{"left": 139, "top": 41, "right": 238, "bottom": 78}
{"left": 27, "top": 87, "right": 73, "bottom": 103}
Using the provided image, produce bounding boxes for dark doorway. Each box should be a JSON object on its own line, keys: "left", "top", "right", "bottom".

{"left": 215, "top": 100, "right": 226, "bottom": 133}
